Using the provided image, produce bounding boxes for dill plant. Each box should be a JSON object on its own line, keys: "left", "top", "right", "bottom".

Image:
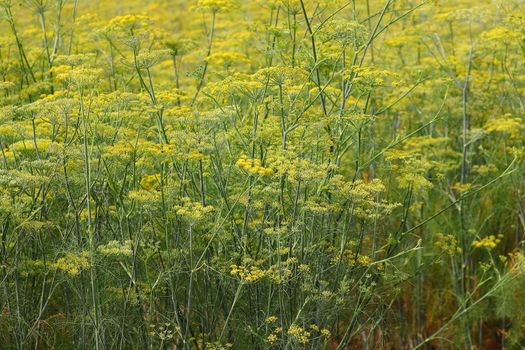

{"left": 0, "top": 0, "right": 525, "bottom": 349}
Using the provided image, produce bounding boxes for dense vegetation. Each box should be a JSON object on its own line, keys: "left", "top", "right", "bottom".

{"left": 1, "top": 0, "right": 525, "bottom": 348}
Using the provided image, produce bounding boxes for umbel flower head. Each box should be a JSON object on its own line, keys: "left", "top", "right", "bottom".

{"left": 196, "top": 0, "right": 238, "bottom": 13}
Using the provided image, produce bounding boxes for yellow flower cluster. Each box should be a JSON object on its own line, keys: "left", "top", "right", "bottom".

{"left": 343, "top": 178, "right": 385, "bottom": 199}
{"left": 288, "top": 324, "right": 310, "bottom": 344}
{"left": 206, "top": 52, "right": 250, "bottom": 67}
{"left": 186, "top": 150, "right": 206, "bottom": 161}
{"left": 265, "top": 257, "right": 303, "bottom": 283}
{"left": 331, "top": 251, "right": 374, "bottom": 268}
{"left": 252, "top": 66, "right": 308, "bottom": 86}
{"left": 140, "top": 173, "right": 161, "bottom": 191}
{"left": 97, "top": 240, "right": 133, "bottom": 257}
{"left": 53, "top": 251, "right": 91, "bottom": 276}
{"left": 236, "top": 155, "right": 273, "bottom": 176}
{"left": 434, "top": 233, "right": 462, "bottom": 255}
{"left": 472, "top": 234, "right": 504, "bottom": 249}
{"left": 230, "top": 263, "right": 265, "bottom": 282}
{"left": 344, "top": 65, "right": 397, "bottom": 93}
{"left": 128, "top": 189, "right": 162, "bottom": 209}
{"left": 174, "top": 197, "right": 214, "bottom": 223}
{"left": 481, "top": 26, "right": 521, "bottom": 45}
{"left": 320, "top": 328, "right": 331, "bottom": 337}
{"left": 107, "top": 14, "right": 150, "bottom": 31}
{"left": 484, "top": 114, "right": 523, "bottom": 138}
{"left": 9, "top": 139, "right": 57, "bottom": 156}
{"left": 307, "top": 324, "right": 331, "bottom": 337}
{"left": 51, "top": 65, "right": 104, "bottom": 86}
{"left": 452, "top": 182, "right": 474, "bottom": 193}
{"left": 196, "top": 0, "right": 238, "bottom": 13}
{"left": 266, "top": 333, "right": 278, "bottom": 344}
{"left": 269, "top": 154, "right": 327, "bottom": 183}
{"left": 265, "top": 315, "right": 278, "bottom": 323}
{"left": 321, "top": 19, "right": 368, "bottom": 49}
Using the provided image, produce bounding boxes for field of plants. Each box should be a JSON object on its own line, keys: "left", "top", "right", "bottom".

{"left": 1, "top": 0, "right": 525, "bottom": 348}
